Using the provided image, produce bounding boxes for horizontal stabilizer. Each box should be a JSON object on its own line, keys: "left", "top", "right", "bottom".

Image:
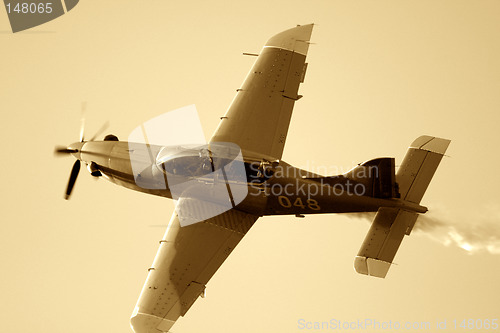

{"left": 354, "top": 208, "right": 418, "bottom": 278}
{"left": 354, "top": 135, "right": 450, "bottom": 278}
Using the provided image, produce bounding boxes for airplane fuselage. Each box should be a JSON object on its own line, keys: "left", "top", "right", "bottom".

{"left": 69, "top": 140, "right": 426, "bottom": 217}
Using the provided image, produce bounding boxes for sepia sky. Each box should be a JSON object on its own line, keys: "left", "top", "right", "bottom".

{"left": 1, "top": 1, "right": 499, "bottom": 332}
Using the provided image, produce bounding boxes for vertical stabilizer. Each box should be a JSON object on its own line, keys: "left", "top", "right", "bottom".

{"left": 396, "top": 136, "right": 451, "bottom": 204}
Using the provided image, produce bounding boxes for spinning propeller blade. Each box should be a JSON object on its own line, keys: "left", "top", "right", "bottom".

{"left": 65, "top": 160, "right": 81, "bottom": 200}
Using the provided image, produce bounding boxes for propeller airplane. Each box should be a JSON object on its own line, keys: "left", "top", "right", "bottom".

{"left": 55, "top": 24, "right": 450, "bottom": 333}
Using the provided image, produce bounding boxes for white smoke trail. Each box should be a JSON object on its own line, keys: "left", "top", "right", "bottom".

{"left": 346, "top": 204, "right": 500, "bottom": 254}
{"left": 414, "top": 204, "right": 500, "bottom": 254}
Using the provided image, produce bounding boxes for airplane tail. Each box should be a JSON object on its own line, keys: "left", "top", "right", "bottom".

{"left": 354, "top": 136, "right": 451, "bottom": 278}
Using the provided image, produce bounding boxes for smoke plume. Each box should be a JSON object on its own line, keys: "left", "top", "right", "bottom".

{"left": 347, "top": 205, "right": 500, "bottom": 254}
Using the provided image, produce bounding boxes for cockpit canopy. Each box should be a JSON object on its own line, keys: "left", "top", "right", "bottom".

{"left": 155, "top": 143, "right": 243, "bottom": 179}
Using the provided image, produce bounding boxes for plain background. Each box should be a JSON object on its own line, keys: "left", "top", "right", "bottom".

{"left": 1, "top": 1, "right": 499, "bottom": 332}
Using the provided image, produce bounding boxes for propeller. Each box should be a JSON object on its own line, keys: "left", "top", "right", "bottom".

{"left": 79, "top": 102, "right": 86, "bottom": 142}
{"left": 55, "top": 144, "right": 83, "bottom": 200}
{"left": 65, "top": 160, "right": 81, "bottom": 199}
{"left": 55, "top": 102, "right": 109, "bottom": 200}
{"left": 88, "top": 120, "right": 110, "bottom": 142}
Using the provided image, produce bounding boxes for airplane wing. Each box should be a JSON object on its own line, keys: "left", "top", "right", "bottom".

{"left": 210, "top": 24, "right": 314, "bottom": 161}
{"left": 131, "top": 25, "right": 313, "bottom": 332}
{"left": 131, "top": 209, "right": 258, "bottom": 333}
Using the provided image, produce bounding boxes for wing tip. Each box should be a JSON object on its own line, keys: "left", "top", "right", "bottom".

{"left": 410, "top": 135, "right": 451, "bottom": 155}
{"left": 265, "top": 24, "right": 314, "bottom": 55}
{"left": 130, "top": 311, "right": 174, "bottom": 333}
{"left": 354, "top": 256, "right": 390, "bottom": 278}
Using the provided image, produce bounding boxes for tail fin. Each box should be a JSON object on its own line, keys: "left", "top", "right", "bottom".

{"left": 354, "top": 136, "right": 451, "bottom": 278}
{"left": 396, "top": 136, "right": 451, "bottom": 204}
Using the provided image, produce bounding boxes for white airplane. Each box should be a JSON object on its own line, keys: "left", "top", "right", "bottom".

{"left": 55, "top": 24, "right": 450, "bottom": 333}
